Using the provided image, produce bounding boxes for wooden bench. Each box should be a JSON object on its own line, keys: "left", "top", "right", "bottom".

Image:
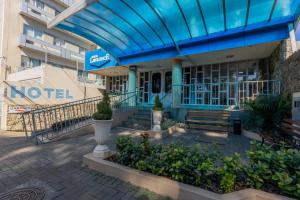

{"left": 185, "top": 110, "right": 230, "bottom": 132}
{"left": 279, "top": 119, "right": 300, "bottom": 147}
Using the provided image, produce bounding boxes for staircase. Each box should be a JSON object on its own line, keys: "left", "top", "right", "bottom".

{"left": 185, "top": 110, "right": 231, "bottom": 133}
{"left": 121, "top": 109, "right": 152, "bottom": 130}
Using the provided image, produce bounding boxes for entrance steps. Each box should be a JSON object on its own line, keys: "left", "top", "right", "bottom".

{"left": 185, "top": 110, "right": 230, "bottom": 133}
{"left": 121, "top": 109, "right": 152, "bottom": 130}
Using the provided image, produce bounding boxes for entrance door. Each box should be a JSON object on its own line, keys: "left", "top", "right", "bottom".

{"left": 152, "top": 72, "right": 161, "bottom": 94}
{"left": 139, "top": 72, "right": 150, "bottom": 103}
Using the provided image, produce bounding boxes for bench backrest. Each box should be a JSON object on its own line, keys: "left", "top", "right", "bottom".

{"left": 280, "top": 119, "right": 300, "bottom": 137}
{"left": 186, "top": 110, "right": 230, "bottom": 119}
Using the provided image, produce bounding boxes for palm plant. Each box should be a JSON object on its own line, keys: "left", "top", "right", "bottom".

{"left": 243, "top": 94, "right": 290, "bottom": 144}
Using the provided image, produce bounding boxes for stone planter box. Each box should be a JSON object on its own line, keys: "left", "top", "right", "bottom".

{"left": 83, "top": 153, "right": 293, "bottom": 200}
{"left": 242, "top": 129, "right": 262, "bottom": 142}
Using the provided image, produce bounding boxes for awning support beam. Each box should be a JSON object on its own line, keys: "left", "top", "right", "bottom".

{"left": 268, "top": 0, "right": 277, "bottom": 21}
{"left": 120, "top": 0, "right": 166, "bottom": 46}
{"left": 144, "top": 0, "right": 180, "bottom": 53}
{"left": 71, "top": 15, "right": 133, "bottom": 51}
{"left": 196, "top": 0, "right": 208, "bottom": 35}
{"left": 96, "top": 1, "right": 154, "bottom": 48}
{"left": 83, "top": 8, "right": 144, "bottom": 51}
{"left": 245, "top": 0, "right": 251, "bottom": 26}
{"left": 175, "top": 0, "right": 192, "bottom": 38}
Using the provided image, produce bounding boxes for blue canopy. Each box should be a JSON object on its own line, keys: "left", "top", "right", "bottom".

{"left": 49, "top": 0, "right": 300, "bottom": 67}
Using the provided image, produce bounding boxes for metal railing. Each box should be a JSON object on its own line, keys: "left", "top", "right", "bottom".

{"left": 22, "top": 96, "right": 102, "bottom": 144}
{"left": 239, "top": 80, "right": 281, "bottom": 105}
{"left": 20, "top": 0, "right": 54, "bottom": 22}
{"left": 19, "top": 34, "right": 84, "bottom": 62}
{"left": 77, "top": 76, "right": 106, "bottom": 87}
{"left": 22, "top": 91, "right": 139, "bottom": 144}
{"left": 111, "top": 91, "right": 138, "bottom": 112}
{"left": 172, "top": 80, "right": 280, "bottom": 108}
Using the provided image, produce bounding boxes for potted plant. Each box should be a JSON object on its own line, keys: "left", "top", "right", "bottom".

{"left": 92, "top": 90, "right": 113, "bottom": 158}
{"left": 152, "top": 96, "right": 163, "bottom": 131}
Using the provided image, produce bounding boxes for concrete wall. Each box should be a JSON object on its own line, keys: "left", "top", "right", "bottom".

{"left": 3, "top": 65, "right": 103, "bottom": 130}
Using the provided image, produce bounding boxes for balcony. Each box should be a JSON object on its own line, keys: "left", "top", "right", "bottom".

{"left": 77, "top": 77, "right": 106, "bottom": 89}
{"left": 6, "top": 66, "right": 43, "bottom": 82}
{"left": 20, "top": 0, "right": 55, "bottom": 24}
{"left": 19, "top": 34, "right": 84, "bottom": 62}
{"left": 54, "top": 0, "right": 76, "bottom": 7}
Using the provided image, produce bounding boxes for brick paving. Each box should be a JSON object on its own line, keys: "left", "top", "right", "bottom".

{"left": 0, "top": 129, "right": 169, "bottom": 200}
{"left": 0, "top": 127, "right": 251, "bottom": 200}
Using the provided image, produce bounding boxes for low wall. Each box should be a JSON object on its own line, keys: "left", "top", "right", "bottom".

{"left": 84, "top": 154, "right": 293, "bottom": 200}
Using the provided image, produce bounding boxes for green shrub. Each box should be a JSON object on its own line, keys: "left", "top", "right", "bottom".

{"left": 93, "top": 90, "right": 112, "bottom": 120}
{"left": 218, "top": 153, "right": 243, "bottom": 193}
{"left": 113, "top": 137, "right": 300, "bottom": 198}
{"left": 243, "top": 94, "right": 290, "bottom": 143}
{"left": 245, "top": 141, "right": 300, "bottom": 198}
{"left": 153, "top": 96, "right": 163, "bottom": 111}
{"left": 161, "top": 119, "right": 177, "bottom": 130}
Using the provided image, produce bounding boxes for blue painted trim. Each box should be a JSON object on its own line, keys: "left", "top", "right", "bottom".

{"left": 116, "top": 16, "right": 293, "bottom": 66}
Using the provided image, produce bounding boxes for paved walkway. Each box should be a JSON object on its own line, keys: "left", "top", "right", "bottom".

{"left": 0, "top": 127, "right": 251, "bottom": 200}
{"left": 0, "top": 129, "right": 169, "bottom": 200}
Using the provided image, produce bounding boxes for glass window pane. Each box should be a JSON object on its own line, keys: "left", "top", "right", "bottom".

{"left": 177, "top": 0, "right": 207, "bottom": 37}
{"left": 148, "top": 0, "right": 190, "bottom": 41}
{"left": 200, "top": 0, "right": 225, "bottom": 34}
{"left": 272, "top": 0, "right": 294, "bottom": 19}
{"left": 226, "top": 0, "right": 247, "bottom": 29}
{"left": 248, "top": 0, "right": 274, "bottom": 25}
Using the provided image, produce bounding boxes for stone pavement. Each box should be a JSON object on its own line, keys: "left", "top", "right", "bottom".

{"left": 0, "top": 129, "right": 169, "bottom": 200}
{"left": 0, "top": 127, "right": 251, "bottom": 200}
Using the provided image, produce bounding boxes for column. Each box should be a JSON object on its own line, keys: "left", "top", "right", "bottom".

{"left": 172, "top": 59, "right": 182, "bottom": 108}
{"left": 128, "top": 65, "right": 137, "bottom": 106}
{"left": 288, "top": 23, "right": 298, "bottom": 53}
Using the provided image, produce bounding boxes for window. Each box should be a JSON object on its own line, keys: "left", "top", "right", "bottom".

{"left": 33, "top": 0, "right": 44, "bottom": 10}
{"left": 79, "top": 47, "right": 87, "bottom": 55}
{"left": 77, "top": 70, "right": 88, "bottom": 78}
{"left": 23, "top": 25, "right": 43, "bottom": 40}
{"left": 25, "top": 0, "right": 44, "bottom": 10}
{"left": 53, "top": 37, "right": 65, "bottom": 47}
{"left": 96, "top": 75, "right": 102, "bottom": 80}
{"left": 21, "top": 56, "right": 42, "bottom": 70}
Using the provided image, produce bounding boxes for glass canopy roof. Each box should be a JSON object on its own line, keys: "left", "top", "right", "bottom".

{"left": 50, "top": 0, "right": 300, "bottom": 64}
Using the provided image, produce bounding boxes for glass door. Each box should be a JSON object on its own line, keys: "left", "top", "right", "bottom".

{"left": 139, "top": 72, "right": 150, "bottom": 103}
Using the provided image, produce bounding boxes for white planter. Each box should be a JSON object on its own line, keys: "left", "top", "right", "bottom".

{"left": 93, "top": 119, "right": 112, "bottom": 158}
{"left": 152, "top": 110, "right": 162, "bottom": 131}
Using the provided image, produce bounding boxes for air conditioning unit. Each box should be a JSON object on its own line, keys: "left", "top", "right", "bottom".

{"left": 292, "top": 92, "right": 300, "bottom": 121}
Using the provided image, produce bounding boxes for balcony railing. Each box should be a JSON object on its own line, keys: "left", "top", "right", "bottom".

{"left": 77, "top": 76, "right": 106, "bottom": 88}
{"left": 54, "top": 0, "right": 75, "bottom": 6}
{"left": 19, "top": 34, "right": 84, "bottom": 62}
{"left": 20, "top": 0, "right": 55, "bottom": 23}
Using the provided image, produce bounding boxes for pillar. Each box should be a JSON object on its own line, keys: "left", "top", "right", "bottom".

{"left": 128, "top": 65, "right": 137, "bottom": 106}
{"left": 288, "top": 23, "right": 298, "bottom": 53}
{"left": 172, "top": 59, "right": 182, "bottom": 108}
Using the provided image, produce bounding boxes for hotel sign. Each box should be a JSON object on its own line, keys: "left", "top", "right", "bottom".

{"left": 85, "top": 49, "right": 117, "bottom": 71}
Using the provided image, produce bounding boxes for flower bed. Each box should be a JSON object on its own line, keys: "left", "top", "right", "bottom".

{"left": 108, "top": 135, "right": 300, "bottom": 199}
